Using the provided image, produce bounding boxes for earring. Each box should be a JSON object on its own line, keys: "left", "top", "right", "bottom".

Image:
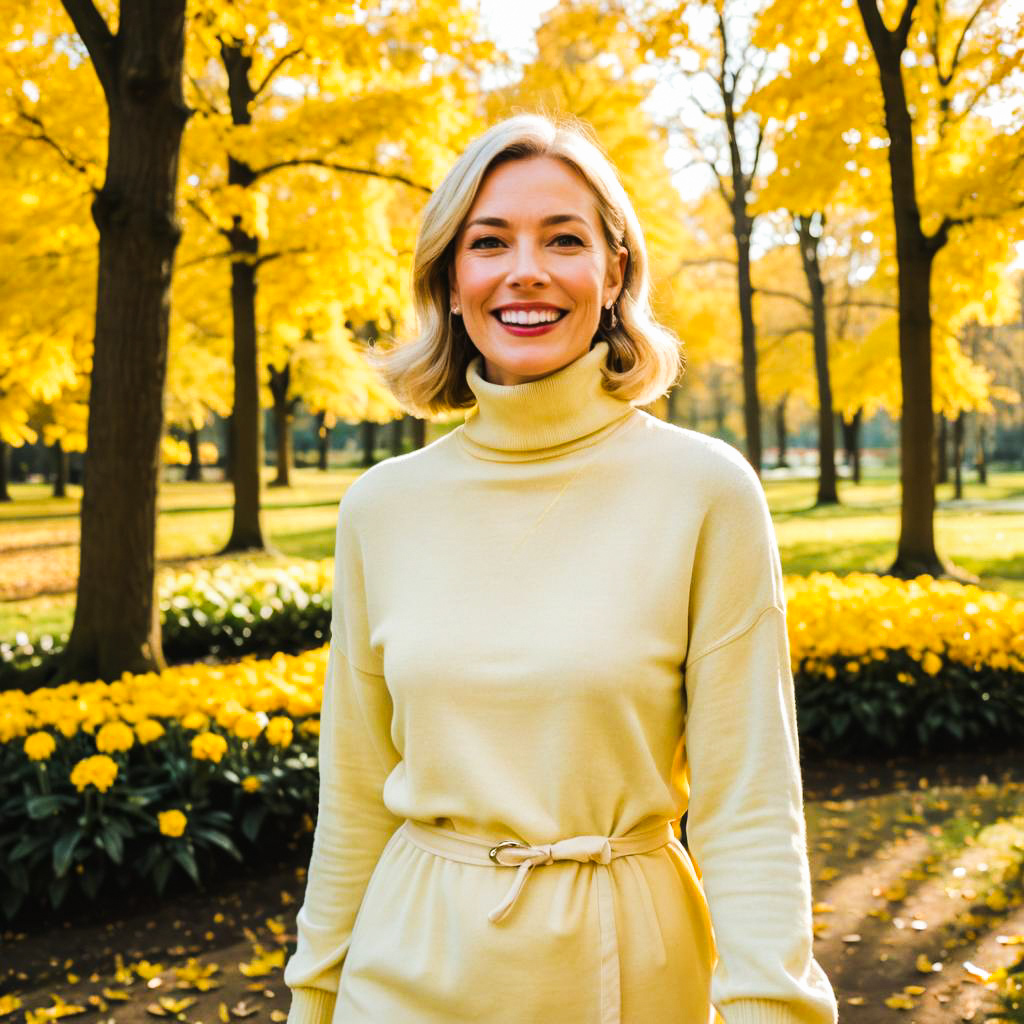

{"left": 451, "top": 305, "right": 461, "bottom": 315}
{"left": 602, "top": 300, "right": 618, "bottom": 331}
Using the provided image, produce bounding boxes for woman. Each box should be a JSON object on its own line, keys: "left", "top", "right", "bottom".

{"left": 283, "top": 113, "right": 839, "bottom": 1024}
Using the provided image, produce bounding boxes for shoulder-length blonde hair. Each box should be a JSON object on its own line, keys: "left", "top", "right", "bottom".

{"left": 368, "top": 112, "right": 683, "bottom": 417}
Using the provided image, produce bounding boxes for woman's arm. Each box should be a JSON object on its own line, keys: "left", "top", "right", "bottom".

{"left": 283, "top": 492, "right": 403, "bottom": 1024}
{"left": 682, "top": 448, "right": 839, "bottom": 1024}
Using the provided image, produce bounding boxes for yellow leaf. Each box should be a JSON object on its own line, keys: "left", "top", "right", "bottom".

{"left": 884, "top": 993, "right": 915, "bottom": 1009}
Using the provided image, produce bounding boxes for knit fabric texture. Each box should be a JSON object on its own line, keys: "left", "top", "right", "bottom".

{"left": 283, "top": 340, "right": 839, "bottom": 1024}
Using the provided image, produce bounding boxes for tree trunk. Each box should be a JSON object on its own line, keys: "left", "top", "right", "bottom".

{"left": 976, "top": 415, "right": 988, "bottom": 484}
{"left": 53, "top": 440, "right": 68, "bottom": 497}
{"left": 220, "top": 40, "right": 266, "bottom": 550}
{"left": 410, "top": 417, "right": 426, "bottom": 450}
{"left": 936, "top": 413, "right": 948, "bottom": 485}
{"left": 361, "top": 421, "right": 378, "bottom": 467}
{"left": 390, "top": 416, "right": 405, "bottom": 458}
{"left": 953, "top": 411, "right": 964, "bottom": 500}
{"left": 774, "top": 395, "right": 789, "bottom": 468}
{"left": 223, "top": 412, "right": 233, "bottom": 481}
{"left": 722, "top": 92, "right": 762, "bottom": 476}
{"left": 57, "top": 0, "right": 188, "bottom": 685}
{"left": 841, "top": 409, "right": 863, "bottom": 485}
{"left": 733, "top": 204, "right": 761, "bottom": 475}
{"left": 316, "top": 410, "right": 331, "bottom": 470}
{"left": 0, "top": 441, "right": 10, "bottom": 501}
{"left": 856, "top": 0, "right": 952, "bottom": 578}
{"left": 795, "top": 213, "right": 839, "bottom": 505}
{"left": 185, "top": 427, "right": 201, "bottom": 481}
{"left": 268, "top": 362, "right": 293, "bottom": 488}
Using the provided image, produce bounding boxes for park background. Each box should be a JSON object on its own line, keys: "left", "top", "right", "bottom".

{"left": 1, "top": 0, "right": 1023, "bottom": 1022}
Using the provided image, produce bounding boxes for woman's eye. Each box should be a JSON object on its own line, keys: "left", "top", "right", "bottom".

{"left": 552, "top": 234, "right": 584, "bottom": 247}
{"left": 469, "top": 235, "right": 504, "bottom": 249}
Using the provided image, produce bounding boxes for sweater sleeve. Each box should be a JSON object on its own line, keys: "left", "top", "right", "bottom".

{"left": 284, "top": 492, "right": 404, "bottom": 1024}
{"left": 681, "top": 447, "right": 839, "bottom": 1024}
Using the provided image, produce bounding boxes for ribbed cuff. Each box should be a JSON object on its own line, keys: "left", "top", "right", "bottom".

{"left": 722, "top": 999, "right": 806, "bottom": 1024}
{"left": 286, "top": 987, "right": 337, "bottom": 1024}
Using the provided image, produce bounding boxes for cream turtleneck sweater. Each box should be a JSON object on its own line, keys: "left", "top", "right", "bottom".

{"left": 283, "top": 340, "right": 838, "bottom": 1024}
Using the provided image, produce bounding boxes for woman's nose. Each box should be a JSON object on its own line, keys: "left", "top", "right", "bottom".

{"left": 506, "top": 244, "right": 550, "bottom": 287}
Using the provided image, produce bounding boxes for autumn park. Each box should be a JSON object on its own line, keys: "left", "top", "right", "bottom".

{"left": 1, "top": 0, "right": 1023, "bottom": 1021}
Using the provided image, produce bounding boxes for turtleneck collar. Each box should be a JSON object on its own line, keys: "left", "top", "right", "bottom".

{"left": 458, "top": 340, "right": 638, "bottom": 462}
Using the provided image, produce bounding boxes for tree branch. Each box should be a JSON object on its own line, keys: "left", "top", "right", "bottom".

{"left": 753, "top": 286, "right": 811, "bottom": 310}
{"left": 186, "top": 72, "right": 226, "bottom": 116}
{"left": 253, "top": 245, "right": 312, "bottom": 270}
{"left": 945, "top": 0, "right": 992, "bottom": 84}
{"left": 184, "top": 196, "right": 231, "bottom": 239}
{"left": 252, "top": 46, "right": 304, "bottom": 99}
{"left": 13, "top": 101, "right": 97, "bottom": 182}
{"left": 670, "top": 121, "right": 732, "bottom": 206}
{"left": 929, "top": 195, "right": 1024, "bottom": 254}
{"left": 895, "top": 0, "right": 919, "bottom": 50}
{"left": 176, "top": 248, "right": 234, "bottom": 270}
{"left": 59, "top": 0, "right": 118, "bottom": 99}
{"left": 251, "top": 157, "right": 432, "bottom": 194}
{"left": 671, "top": 255, "right": 737, "bottom": 276}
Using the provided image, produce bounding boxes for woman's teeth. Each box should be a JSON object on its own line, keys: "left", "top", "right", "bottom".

{"left": 497, "top": 309, "right": 565, "bottom": 325}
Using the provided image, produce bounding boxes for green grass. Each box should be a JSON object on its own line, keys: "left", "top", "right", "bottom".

{"left": 769, "top": 469, "right": 1024, "bottom": 597}
{"left": 1, "top": 465, "right": 1022, "bottom": 641}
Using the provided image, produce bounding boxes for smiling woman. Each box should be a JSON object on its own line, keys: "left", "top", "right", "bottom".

{"left": 283, "top": 113, "right": 839, "bottom": 1024}
{"left": 448, "top": 156, "right": 627, "bottom": 385}
{"left": 367, "top": 113, "right": 682, "bottom": 414}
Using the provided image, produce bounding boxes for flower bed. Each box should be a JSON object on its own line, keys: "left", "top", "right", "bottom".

{"left": 785, "top": 573, "right": 1024, "bottom": 754}
{"left": 1, "top": 571, "right": 1022, "bottom": 920}
{"left": 0, "top": 649, "right": 326, "bottom": 920}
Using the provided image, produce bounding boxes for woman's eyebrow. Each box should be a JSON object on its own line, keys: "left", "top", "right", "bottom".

{"left": 464, "top": 214, "right": 590, "bottom": 230}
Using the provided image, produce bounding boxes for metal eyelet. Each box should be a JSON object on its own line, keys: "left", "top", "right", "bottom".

{"left": 489, "top": 839, "right": 525, "bottom": 864}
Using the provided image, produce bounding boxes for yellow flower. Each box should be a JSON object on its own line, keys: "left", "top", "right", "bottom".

{"left": 299, "top": 719, "right": 320, "bottom": 737}
{"left": 24, "top": 731, "right": 56, "bottom": 761}
{"left": 242, "top": 776, "right": 262, "bottom": 793}
{"left": 232, "top": 711, "right": 267, "bottom": 741}
{"left": 215, "top": 700, "right": 247, "bottom": 730}
{"left": 265, "top": 716, "right": 293, "bottom": 748}
{"left": 70, "top": 754, "right": 119, "bottom": 793}
{"left": 96, "top": 721, "right": 135, "bottom": 754}
{"left": 0, "top": 708, "right": 31, "bottom": 743}
{"left": 920, "top": 651, "right": 943, "bottom": 676}
{"left": 181, "top": 711, "right": 209, "bottom": 731}
{"left": 134, "top": 718, "right": 166, "bottom": 744}
{"left": 191, "top": 731, "right": 228, "bottom": 763}
{"left": 56, "top": 717, "right": 79, "bottom": 739}
{"left": 158, "top": 810, "right": 187, "bottom": 838}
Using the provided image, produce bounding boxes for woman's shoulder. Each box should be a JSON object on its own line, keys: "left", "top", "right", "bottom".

{"left": 337, "top": 428, "right": 461, "bottom": 522}
{"left": 628, "top": 411, "right": 763, "bottom": 501}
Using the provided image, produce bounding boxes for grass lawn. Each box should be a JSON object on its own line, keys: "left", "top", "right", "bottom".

{"left": 1, "top": 463, "right": 1022, "bottom": 641}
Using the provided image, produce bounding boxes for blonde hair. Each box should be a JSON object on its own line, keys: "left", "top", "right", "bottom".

{"left": 368, "top": 112, "right": 683, "bottom": 417}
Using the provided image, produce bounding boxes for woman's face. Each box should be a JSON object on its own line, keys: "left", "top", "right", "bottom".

{"left": 449, "top": 155, "right": 627, "bottom": 386}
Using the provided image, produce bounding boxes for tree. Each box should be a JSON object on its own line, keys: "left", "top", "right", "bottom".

{"left": 4, "top": 0, "right": 191, "bottom": 682}
{"left": 183, "top": 0, "right": 488, "bottom": 549}
{"left": 645, "top": 0, "right": 777, "bottom": 473}
{"left": 754, "top": 0, "right": 1024, "bottom": 576}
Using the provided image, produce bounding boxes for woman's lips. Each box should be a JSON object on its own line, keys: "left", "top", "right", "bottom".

{"left": 490, "top": 309, "right": 568, "bottom": 336}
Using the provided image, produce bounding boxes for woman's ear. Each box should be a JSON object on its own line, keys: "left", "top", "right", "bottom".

{"left": 448, "top": 267, "right": 460, "bottom": 312}
{"left": 605, "top": 245, "right": 628, "bottom": 305}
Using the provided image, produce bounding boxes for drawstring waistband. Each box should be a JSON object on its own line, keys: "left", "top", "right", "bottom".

{"left": 399, "top": 818, "right": 678, "bottom": 1024}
